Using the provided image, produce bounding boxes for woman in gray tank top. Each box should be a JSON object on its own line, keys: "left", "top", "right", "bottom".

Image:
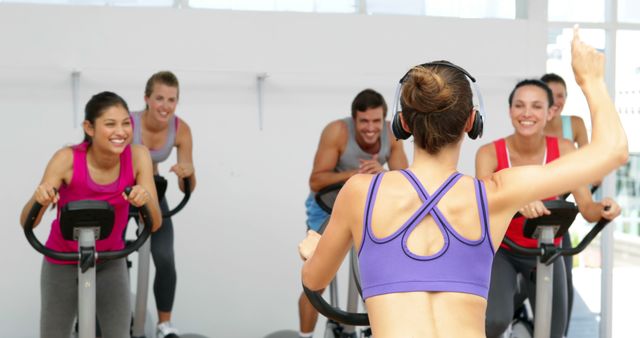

{"left": 132, "top": 71, "right": 197, "bottom": 338}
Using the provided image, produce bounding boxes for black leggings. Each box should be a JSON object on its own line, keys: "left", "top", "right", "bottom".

{"left": 151, "top": 199, "right": 177, "bottom": 312}
{"left": 562, "top": 233, "right": 574, "bottom": 335}
{"left": 485, "top": 248, "right": 568, "bottom": 338}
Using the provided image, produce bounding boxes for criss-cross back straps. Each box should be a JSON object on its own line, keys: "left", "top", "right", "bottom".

{"left": 364, "top": 171, "right": 462, "bottom": 244}
{"left": 399, "top": 170, "right": 461, "bottom": 223}
{"left": 401, "top": 169, "right": 491, "bottom": 247}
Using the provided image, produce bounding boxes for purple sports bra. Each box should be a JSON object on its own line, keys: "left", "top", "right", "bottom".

{"left": 357, "top": 170, "right": 495, "bottom": 300}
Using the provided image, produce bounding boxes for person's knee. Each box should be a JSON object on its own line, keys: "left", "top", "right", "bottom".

{"left": 152, "top": 251, "right": 175, "bottom": 272}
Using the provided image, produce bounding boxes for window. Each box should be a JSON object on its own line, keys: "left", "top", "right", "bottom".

{"left": 548, "top": 0, "right": 605, "bottom": 22}
{"left": 616, "top": 154, "right": 640, "bottom": 236}
{"left": 424, "top": 0, "right": 515, "bottom": 19}
{"left": 618, "top": 0, "right": 640, "bottom": 23}
{"left": 546, "top": 28, "right": 606, "bottom": 127}
{"left": 0, "top": 0, "right": 172, "bottom": 5}
{"left": 189, "top": 0, "right": 356, "bottom": 13}
{"left": 366, "top": 0, "right": 516, "bottom": 19}
{"left": 366, "top": 0, "right": 423, "bottom": 16}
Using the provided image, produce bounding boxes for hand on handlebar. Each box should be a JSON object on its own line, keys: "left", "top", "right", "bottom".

{"left": 518, "top": 200, "right": 551, "bottom": 219}
{"left": 34, "top": 183, "right": 59, "bottom": 207}
{"left": 170, "top": 163, "right": 194, "bottom": 179}
{"left": 600, "top": 197, "right": 621, "bottom": 220}
{"left": 299, "top": 230, "right": 321, "bottom": 261}
{"left": 122, "top": 185, "right": 151, "bottom": 208}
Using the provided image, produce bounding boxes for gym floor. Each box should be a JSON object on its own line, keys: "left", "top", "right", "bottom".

{"left": 568, "top": 241, "right": 640, "bottom": 338}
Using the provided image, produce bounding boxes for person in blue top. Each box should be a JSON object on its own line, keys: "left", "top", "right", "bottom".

{"left": 541, "top": 73, "right": 589, "bottom": 147}
{"left": 541, "top": 72, "right": 597, "bottom": 336}
{"left": 299, "top": 88, "right": 408, "bottom": 337}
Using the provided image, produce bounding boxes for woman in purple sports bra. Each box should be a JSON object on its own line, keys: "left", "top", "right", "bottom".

{"left": 299, "top": 27, "right": 627, "bottom": 338}
{"left": 20, "top": 91, "right": 162, "bottom": 338}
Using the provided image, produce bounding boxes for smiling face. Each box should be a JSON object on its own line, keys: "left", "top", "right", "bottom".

{"left": 144, "top": 83, "right": 179, "bottom": 124}
{"left": 509, "top": 85, "right": 552, "bottom": 137}
{"left": 353, "top": 107, "right": 384, "bottom": 147}
{"left": 84, "top": 104, "right": 132, "bottom": 154}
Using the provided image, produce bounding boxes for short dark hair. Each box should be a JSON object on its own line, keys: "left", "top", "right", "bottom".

{"left": 541, "top": 72, "right": 567, "bottom": 96}
{"left": 351, "top": 89, "right": 387, "bottom": 119}
{"left": 540, "top": 73, "right": 567, "bottom": 88}
{"left": 508, "top": 79, "right": 554, "bottom": 108}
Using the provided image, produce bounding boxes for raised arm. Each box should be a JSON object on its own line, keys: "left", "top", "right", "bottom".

{"left": 20, "top": 148, "right": 72, "bottom": 228}
{"left": 487, "top": 26, "right": 628, "bottom": 224}
{"left": 309, "top": 120, "right": 356, "bottom": 192}
{"left": 172, "top": 117, "right": 196, "bottom": 193}
{"left": 475, "top": 142, "right": 498, "bottom": 179}
{"left": 551, "top": 138, "right": 619, "bottom": 221}
{"left": 131, "top": 144, "right": 162, "bottom": 231}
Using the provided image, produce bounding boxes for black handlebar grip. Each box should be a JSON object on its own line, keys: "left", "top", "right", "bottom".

{"left": 124, "top": 187, "right": 132, "bottom": 196}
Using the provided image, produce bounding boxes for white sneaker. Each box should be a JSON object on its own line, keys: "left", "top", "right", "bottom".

{"left": 156, "top": 321, "right": 180, "bottom": 338}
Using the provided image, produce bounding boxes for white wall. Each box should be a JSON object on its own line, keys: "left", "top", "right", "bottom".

{"left": 0, "top": 4, "right": 547, "bottom": 337}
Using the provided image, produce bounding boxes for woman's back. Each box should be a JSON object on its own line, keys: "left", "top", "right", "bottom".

{"left": 350, "top": 168, "right": 494, "bottom": 338}
{"left": 301, "top": 30, "right": 628, "bottom": 338}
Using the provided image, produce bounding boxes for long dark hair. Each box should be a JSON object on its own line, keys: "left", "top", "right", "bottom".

{"left": 83, "top": 91, "right": 130, "bottom": 143}
{"left": 508, "top": 79, "right": 554, "bottom": 108}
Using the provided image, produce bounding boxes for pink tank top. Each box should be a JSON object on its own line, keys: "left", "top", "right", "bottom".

{"left": 45, "top": 142, "right": 135, "bottom": 264}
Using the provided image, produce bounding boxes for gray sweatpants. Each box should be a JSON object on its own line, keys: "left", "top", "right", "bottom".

{"left": 40, "top": 258, "right": 131, "bottom": 338}
{"left": 485, "top": 248, "right": 568, "bottom": 338}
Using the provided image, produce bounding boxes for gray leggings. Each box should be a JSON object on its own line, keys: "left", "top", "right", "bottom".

{"left": 40, "top": 258, "right": 131, "bottom": 338}
{"left": 485, "top": 248, "right": 568, "bottom": 338}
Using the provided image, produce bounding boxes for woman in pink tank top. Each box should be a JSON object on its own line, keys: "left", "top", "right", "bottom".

{"left": 475, "top": 79, "right": 620, "bottom": 338}
{"left": 20, "top": 92, "right": 161, "bottom": 338}
{"left": 299, "top": 28, "right": 627, "bottom": 338}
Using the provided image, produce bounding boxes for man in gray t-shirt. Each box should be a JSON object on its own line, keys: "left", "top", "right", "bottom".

{"left": 299, "top": 88, "right": 408, "bottom": 337}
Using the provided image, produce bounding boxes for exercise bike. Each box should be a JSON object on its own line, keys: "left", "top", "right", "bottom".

{"left": 503, "top": 185, "right": 601, "bottom": 338}
{"left": 501, "top": 199, "right": 612, "bottom": 338}
{"left": 266, "top": 183, "right": 370, "bottom": 338}
{"left": 128, "top": 175, "right": 207, "bottom": 338}
{"left": 23, "top": 188, "right": 153, "bottom": 338}
{"left": 306, "top": 183, "right": 371, "bottom": 338}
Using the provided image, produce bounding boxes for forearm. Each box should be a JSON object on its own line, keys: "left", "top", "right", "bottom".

{"left": 582, "top": 81, "right": 627, "bottom": 156}
{"left": 578, "top": 200, "right": 604, "bottom": 222}
{"left": 302, "top": 261, "right": 326, "bottom": 291}
{"left": 309, "top": 170, "right": 356, "bottom": 192}
{"left": 20, "top": 196, "right": 45, "bottom": 228}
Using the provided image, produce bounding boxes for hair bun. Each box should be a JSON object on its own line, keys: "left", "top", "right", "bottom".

{"left": 401, "top": 66, "right": 455, "bottom": 114}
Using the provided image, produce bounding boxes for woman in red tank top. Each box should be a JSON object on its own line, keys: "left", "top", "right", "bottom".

{"left": 475, "top": 80, "right": 621, "bottom": 338}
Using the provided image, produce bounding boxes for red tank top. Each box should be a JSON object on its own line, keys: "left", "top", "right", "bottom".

{"left": 494, "top": 136, "right": 562, "bottom": 249}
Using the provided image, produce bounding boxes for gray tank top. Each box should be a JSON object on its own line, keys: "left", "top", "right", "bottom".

{"left": 335, "top": 117, "right": 391, "bottom": 172}
{"left": 131, "top": 110, "right": 177, "bottom": 164}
